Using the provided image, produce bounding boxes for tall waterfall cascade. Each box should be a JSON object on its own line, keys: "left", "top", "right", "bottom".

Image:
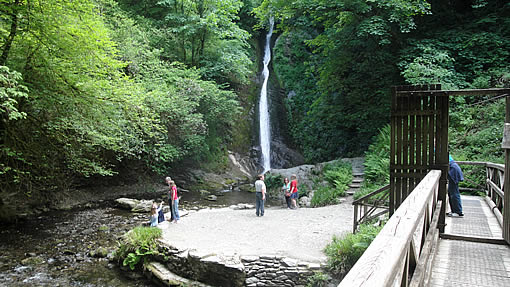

{"left": 259, "top": 17, "right": 274, "bottom": 172}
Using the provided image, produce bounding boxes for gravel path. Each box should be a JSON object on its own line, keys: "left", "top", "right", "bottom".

{"left": 159, "top": 199, "right": 354, "bottom": 263}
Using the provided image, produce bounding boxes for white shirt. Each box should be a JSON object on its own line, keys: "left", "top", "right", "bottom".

{"left": 255, "top": 180, "right": 266, "bottom": 193}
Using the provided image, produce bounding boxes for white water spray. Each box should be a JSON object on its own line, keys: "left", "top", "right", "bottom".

{"left": 259, "top": 17, "right": 274, "bottom": 172}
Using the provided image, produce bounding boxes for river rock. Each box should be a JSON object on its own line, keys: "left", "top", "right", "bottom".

{"left": 115, "top": 198, "right": 155, "bottom": 213}
{"left": 89, "top": 247, "right": 108, "bottom": 258}
{"left": 299, "top": 196, "right": 311, "bottom": 207}
{"left": 206, "top": 195, "right": 217, "bottom": 201}
{"left": 21, "top": 256, "right": 44, "bottom": 265}
{"left": 229, "top": 203, "right": 255, "bottom": 210}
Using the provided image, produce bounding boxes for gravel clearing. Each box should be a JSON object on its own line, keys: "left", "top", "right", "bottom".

{"left": 159, "top": 199, "right": 354, "bottom": 263}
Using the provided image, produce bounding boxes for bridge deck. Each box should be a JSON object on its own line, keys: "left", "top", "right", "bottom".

{"left": 429, "top": 195, "right": 510, "bottom": 286}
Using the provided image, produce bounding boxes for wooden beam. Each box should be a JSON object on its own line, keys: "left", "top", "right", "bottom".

{"left": 439, "top": 233, "right": 507, "bottom": 245}
{"left": 395, "top": 88, "right": 510, "bottom": 97}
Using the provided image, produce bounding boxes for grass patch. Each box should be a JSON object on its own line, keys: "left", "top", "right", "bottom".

{"left": 324, "top": 224, "right": 383, "bottom": 276}
{"left": 115, "top": 226, "right": 162, "bottom": 270}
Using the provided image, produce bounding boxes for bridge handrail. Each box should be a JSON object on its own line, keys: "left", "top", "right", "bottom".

{"left": 339, "top": 170, "right": 442, "bottom": 287}
{"left": 352, "top": 184, "right": 390, "bottom": 233}
{"left": 456, "top": 160, "right": 504, "bottom": 225}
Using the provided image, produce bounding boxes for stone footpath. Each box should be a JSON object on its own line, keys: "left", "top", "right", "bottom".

{"left": 146, "top": 202, "right": 354, "bottom": 286}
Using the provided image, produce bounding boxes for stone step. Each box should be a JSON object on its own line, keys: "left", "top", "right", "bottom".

{"left": 352, "top": 178, "right": 364, "bottom": 183}
{"left": 353, "top": 172, "right": 365, "bottom": 177}
{"left": 145, "top": 262, "right": 210, "bottom": 287}
{"left": 349, "top": 183, "right": 362, "bottom": 188}
{"left": 346, "top": 189, "right": 356, "bottom": 195}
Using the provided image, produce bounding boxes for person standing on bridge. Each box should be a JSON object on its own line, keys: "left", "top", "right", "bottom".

{"left": 447, "top": 155, "right": 464, "bottom": 217}
{"left": 290, "top": 174, "right": 299, "bottom": 209}
{"left": 255, "top": 174, "right": 266, "bottom": 216}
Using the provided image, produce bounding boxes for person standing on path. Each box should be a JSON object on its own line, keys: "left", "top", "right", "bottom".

{"left": 255, "top": 174, "right": 266, "bottom": 216}
{"left": 169, "top": 180, "right": 180, "bottom": 223}
{"left": 447, "top": 155, "right": 464, "bottom": 217}
{"left": 290, "top": 174, "right": 299, "bottom": 209}
{"left": 165, "top": 176, "right": 175, "bottom": 222}
{"left": 282, "top": 177, "right": 291, "bottom": 209}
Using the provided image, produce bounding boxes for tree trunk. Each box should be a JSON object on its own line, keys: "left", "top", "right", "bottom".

{"left": 0, "top": 0, "right": 21, "bottom": 66}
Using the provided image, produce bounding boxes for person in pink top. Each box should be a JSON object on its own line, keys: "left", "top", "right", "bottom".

{"left": 169, "top": 180, "right": 180, "bottom": 223}
{"left": 290, "top": 174, "right": 298, "bottom": 209}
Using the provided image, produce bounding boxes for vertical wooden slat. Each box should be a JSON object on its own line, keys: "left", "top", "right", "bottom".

{"left": 422, "top": 95, "right": 429, "bottom": 176}
{"left": 409, "top": 96, "right": 416, "bottom": 191}
{"left": 438, "top": 93, "right": 449, "bottom": 233}
{"left": 416, "top": 96, "right": 422, "bottom": 189}
{"left": 396, "top": 92, "right": 403, "bottom": 208}
{"left": 390, "top": 87, "right": 397, "bottom": 215}
{"left": 403, "top": 95, "right": 409, "bottom": 199}
{"left": 428, "top": 95, "right": 436, "bottom": 167}
{"left": 503, "top": 95, "right": 510, "bottom": 243}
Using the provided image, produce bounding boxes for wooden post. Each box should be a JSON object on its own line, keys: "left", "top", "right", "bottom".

{"left": 502, "top": 95, "right": 510, "bottom": 244}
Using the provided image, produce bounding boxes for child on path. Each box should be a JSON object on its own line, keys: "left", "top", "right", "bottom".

{"left": 150, "top": 201, "right": 163, "bottom": 227}
{"left": 282, "top": 177, "right": 291, "bottom": 209}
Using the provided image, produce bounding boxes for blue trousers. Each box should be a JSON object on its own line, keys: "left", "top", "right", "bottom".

{"left": 256, "top": 192, "right": 264, "bottom": 216}
{"left": 171, "top": 198, "right": 180, "bottom": 221}
{"left": 448, "top": 181, "right": 463, "bottom": 214}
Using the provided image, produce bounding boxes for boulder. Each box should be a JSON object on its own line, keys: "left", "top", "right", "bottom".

{"left": 115, "top": 198, "right": 159, "bottom": 213}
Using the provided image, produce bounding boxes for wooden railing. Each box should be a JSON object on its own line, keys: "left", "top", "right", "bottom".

{"left": 456, "top": 161, "right": 505, "bottom": 225}
{"left": 352, "top": 185, "right": 390, "bottom": 233}
{"left": 340, "top": 170, "right": 442, "bottom": 287}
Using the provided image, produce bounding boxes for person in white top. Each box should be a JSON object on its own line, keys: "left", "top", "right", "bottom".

{"left": 254, "top": 174, "right": 266, "bottom": 217}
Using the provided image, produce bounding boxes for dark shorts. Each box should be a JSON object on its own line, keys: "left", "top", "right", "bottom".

{"left": 291, "top": 192, "right": 298, "bottom": 199}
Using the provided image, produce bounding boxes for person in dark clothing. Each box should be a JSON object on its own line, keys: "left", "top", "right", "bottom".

{"left": 447, "top": 155, "right": 464, "bottom": 217}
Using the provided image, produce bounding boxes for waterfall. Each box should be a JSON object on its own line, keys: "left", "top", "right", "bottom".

{"left": 259, "top": 17, "right": 274, "bottom": 172}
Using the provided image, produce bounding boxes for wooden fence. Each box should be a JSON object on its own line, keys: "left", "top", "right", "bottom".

{"left": 352, "top": 185, "right": 390, "bottom": 233}
{"left": 340, "top": 170, "right": 441, "bottom": 287}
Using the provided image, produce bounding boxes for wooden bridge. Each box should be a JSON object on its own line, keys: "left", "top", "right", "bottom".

{"left": 342, "top": 86, "right": 510, "bottom": 287}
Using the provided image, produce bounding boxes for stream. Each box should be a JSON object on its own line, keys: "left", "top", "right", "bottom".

{"left": 0, "top": 189, "right": 282, "bottom": 286}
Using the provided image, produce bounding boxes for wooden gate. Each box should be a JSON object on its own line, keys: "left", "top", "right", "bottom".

{"left": 390, "top": 85, "right": 449, "bottom": 232}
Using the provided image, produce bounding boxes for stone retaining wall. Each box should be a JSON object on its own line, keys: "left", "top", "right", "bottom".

{"left": 152, "top": 239, "right": 325, "bottom": 287}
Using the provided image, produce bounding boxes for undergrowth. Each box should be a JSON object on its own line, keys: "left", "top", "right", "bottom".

{"left": 311, "top": 161, "right": 352, "bottom": 207}
{"left": 115, "top": 226, "right": 162, "bottom": 270}
{"left": 324, "top": 224, "right": 383, "bottom": 277}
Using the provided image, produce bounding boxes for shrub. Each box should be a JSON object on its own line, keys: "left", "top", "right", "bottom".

{"left": 324, "top": 224, "right": 383, "bottom": 276}
{"left": 306, "top": 271, "right": 329, "bottom": 287}
{"left": 311, "top": 160, "right": 352, "bottom": 207}
{"left": 311, "top": 185, "right": 346, "bottom": 207}
{"left": 115, "top": 226, "right": 162, "bottom": 270}
{"left": 363, "top": 125, "right": 391, "bottom": 185}
{"left": 263, "top": 173, "right": 284, "bottom": 199}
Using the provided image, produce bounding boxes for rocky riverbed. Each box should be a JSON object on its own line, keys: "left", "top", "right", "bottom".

{"left": 0, "top": 207, "right": 153, "bottom": 286}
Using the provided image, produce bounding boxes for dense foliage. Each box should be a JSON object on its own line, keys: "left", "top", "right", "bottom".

{"left": 2, "top": 0, "right": 509, "bottom": 208}
{"left": 255, "top": 0, "right": 510, "bottom": 162}
{"left": 0, "top": 0, "right": 253, "bottom": 196}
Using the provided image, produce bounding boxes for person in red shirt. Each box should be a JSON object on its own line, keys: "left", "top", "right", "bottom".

{"left": 169, "top": 180, "right": 180, "bottom": 223}
{"left": 290, "top": 174, "right": 298, "bottom": 209}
